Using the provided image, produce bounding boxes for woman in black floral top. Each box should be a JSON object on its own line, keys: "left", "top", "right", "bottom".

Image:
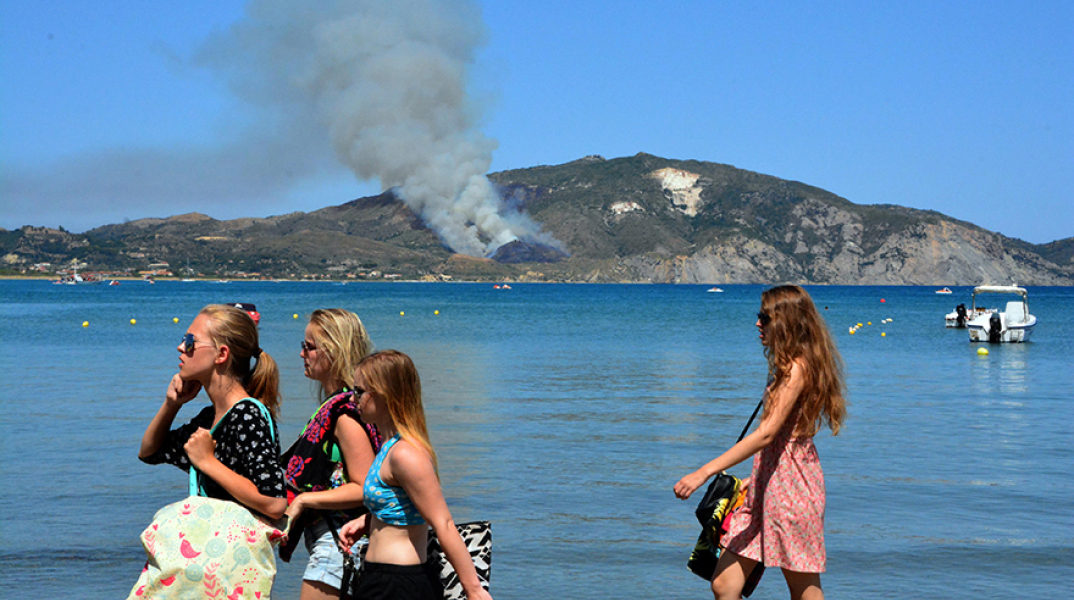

{"left": 280, "top": 308, "right": 382, "bottom": 600}
{"left": 139, "top": 304, "right": 286, "bottom": 520}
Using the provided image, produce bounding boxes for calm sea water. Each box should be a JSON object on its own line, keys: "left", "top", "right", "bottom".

{"left": 0, "top": 281, "right": 1071, "bottom": 599}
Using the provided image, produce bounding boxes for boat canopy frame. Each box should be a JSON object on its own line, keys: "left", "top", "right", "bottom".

{"left": 971, "top": 285, "right": 1029, "bottom": 314}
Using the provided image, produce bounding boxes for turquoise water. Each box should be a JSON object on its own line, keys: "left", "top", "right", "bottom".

{"left": 1, "top": 281, "right": 1071, "bottom": 599}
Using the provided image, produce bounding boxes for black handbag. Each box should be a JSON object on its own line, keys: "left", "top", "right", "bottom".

{"left": 689, "top": 397, "right": 766, "bottom": 596}
{"left": 694, "top": 396, "right": 764, "bottom": 524}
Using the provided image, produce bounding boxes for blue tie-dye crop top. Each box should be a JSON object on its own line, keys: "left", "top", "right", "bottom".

{"left": 363, "top": 434, "right": 426, "bottom": 526}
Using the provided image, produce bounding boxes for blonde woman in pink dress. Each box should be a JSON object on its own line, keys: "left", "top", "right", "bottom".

{"left": 675, "top": 285, "right": 847, "bottom": 600}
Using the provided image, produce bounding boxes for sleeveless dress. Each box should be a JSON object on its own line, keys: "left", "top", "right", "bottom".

{"left": 721, "top": 401, "right": 827, "bottom": 572}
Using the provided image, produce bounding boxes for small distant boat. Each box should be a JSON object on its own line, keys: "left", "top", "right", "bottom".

{"left": 935, "top": 287, "right": 953, "bottom": 294}
{"left": 493, "top": 284, "right": 512, "bottom": 289}
{"left": 966, "top": 285, "right": 1037, "bottom": 343}
{"left": 230, "top": 303, "right": 261, "bottom": 326}
{"left": 706, "top": 287, "right": 724, "bottom": 293}
{"left": 109, "top": 280, "right": 120, "bottom": 286}
{"left": 53, "top": 266, "right": 100, "bottom": 285}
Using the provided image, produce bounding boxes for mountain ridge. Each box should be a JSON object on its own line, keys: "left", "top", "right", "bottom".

{"left": 2, "top": 153, "right": 1071, "bottom": 284}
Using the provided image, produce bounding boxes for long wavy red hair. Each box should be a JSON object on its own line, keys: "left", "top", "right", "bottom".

{"left": 760, "top": 285, "right": 846, "bottom": 436}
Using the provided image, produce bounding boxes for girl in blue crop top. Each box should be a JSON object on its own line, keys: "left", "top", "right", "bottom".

{"left": 339, "top": 351, "right": 492, "bottom": 600}
{"left": 364, "top": 434, "right": 426, "bottom": 525}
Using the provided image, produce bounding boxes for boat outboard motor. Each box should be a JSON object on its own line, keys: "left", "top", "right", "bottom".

{"left": 955, "top": 303, "right": 968, "bottom": 327}
{"left": 988, "top": 311, "right": 1003, "bottom": 343}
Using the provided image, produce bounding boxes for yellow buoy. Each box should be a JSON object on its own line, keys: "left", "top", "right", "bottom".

{"left": 849, "top": 329, "right": 855, "bottom": 335}
{"left": 857, "top": 322, "right": 863, "bottom": 327}
{"left": 400, "top": 311, "right": 405, "bottom": 316}
{"left": 881, "top": 332, "right": 886, "bottom": 337}
{"left": 82, "top": 321, "right": 89, "bottom": 328}
{"left": 130, "top": 318, "right": 137, "bottom": 325}
{"left": 293, "top": 314, "right": 299, "bottom": 319}
{"left": 434, "top": 310, "right": 439, "bottom": 315}
{"left": 977, "top": 347, "right": 989, "bottom": 356}
{"left": 868, "top": 321, "right": 872, "bottom": 325}
{"left": 173, "top": 317, "right": 179, "bottom": 323}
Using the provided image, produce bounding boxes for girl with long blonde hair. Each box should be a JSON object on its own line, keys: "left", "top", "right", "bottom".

{"left": 675, "top": 285, "right": 846, "bottom": 600}
{"left": 139, "top": 303, "right": 286, "bottom": 519}
{"left": 280, "top": 309, "right": 383, "bottom": 600}
{"left": 339, "top": 350, "right": 492, "bottom": 600}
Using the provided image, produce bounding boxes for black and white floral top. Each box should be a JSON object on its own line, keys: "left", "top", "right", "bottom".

{"left": 142, "top": 400, "right": 286, "bottom": 502}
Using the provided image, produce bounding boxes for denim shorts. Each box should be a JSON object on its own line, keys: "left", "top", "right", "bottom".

{"left": 303, "top": 519, "right": 364, "bottom": 589}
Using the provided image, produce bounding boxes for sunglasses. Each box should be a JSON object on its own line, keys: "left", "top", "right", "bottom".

{"left": 757, "top": 311, "right": 772, "bottom": 326}
{"left": 179, "top": 333, "right": 212, "bottom": 354}
{"left": 300, "top": 340, "right": 317, "bottom": 353}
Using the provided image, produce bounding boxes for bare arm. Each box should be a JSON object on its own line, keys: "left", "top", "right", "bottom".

{"left": 393, "top": 443, "right": 492, "bottom": 600}
{"left": 139, "top": 374, "right": 201, "bottom": 459}
{"left": 673, "top": 359, "right": 806, "bottom": 500}
{"left": 286, "top": 415, "right": 376, "bottom": 520}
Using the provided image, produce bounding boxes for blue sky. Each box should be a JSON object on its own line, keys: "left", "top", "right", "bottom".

{"left": 2, "top": 0, "right": 1071, "bottom": 244}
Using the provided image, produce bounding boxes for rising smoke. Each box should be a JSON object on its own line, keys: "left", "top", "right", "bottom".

{"left": 197, "top": 0, "right": 555, "bottom": 257}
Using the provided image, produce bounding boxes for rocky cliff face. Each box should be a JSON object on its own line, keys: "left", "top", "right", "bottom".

{"left": 491, "top": 154, "right": 1073, "bottom": 285}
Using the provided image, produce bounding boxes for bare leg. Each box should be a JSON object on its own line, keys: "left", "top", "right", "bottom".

{"left": 710, "top": 550, "right": 759, "bottom": 600}
{"left": 300, "top": 579, "right": 340, "bottom": 600}
{"left": 782, "top": 568, "right": 823, "bottom": 600}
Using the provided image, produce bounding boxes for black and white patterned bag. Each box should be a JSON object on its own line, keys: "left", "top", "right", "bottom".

{"left": 428, "top": 521, "right": 492, "bottom": 599}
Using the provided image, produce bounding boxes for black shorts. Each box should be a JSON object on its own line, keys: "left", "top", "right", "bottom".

{"left": 354, "top": 561, "right": 444, "bottom": 600}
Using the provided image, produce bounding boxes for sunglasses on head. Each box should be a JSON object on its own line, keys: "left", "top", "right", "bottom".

{"left": 757, "top": 311, "right": 772, "bottom": 326}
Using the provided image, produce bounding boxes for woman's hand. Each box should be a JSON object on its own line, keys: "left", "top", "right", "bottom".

{"left": 674, "top": 470, "right": 709, "bottom": 500}
{"left": 465, "top": 587, "right": 494, "bottom": 600}
{"left": 184, "top": 427, "right": 216, "bottom": 469}
{"left": 284, "top": 494, "right": 305, "bottom": 524}
{"left": 166, "top": 373, "right": 202, "bottom": 406}
{"left": 338, "top": 513, "right": 369, "bottom": 553}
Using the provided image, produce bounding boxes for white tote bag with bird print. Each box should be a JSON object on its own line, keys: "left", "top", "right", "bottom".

{"left": 126, "top": 496, "right": 285, "bottom": 599}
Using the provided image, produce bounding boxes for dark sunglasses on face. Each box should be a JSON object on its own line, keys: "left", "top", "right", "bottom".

{"left": 301, "top": 340, "right": 317, "bottom": 353}
{"left": 757, "top": 311, "right": 772, "bottom": 326}
{"left": 179, "top": 333, "right": 211, "bottom": 354}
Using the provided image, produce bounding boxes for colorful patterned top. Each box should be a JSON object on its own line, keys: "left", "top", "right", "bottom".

{"left": 280, "top": 388, "right": 382, "bottom": 540}
{"left": 364, "top": 434, "right": 426, "bottom": 526}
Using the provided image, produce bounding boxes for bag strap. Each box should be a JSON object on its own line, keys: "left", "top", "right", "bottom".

{"left": 189, "top": 398, "right": 276, "bottom": 497}
{"left": 321, "top": 512, "right": 358, "bottom": 598}
{"left": 735, "top": 397, "right": 765, "bottom": 443}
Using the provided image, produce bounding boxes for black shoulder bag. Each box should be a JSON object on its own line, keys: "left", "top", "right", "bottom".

{"left": 689, "top": 397, "right": 766, "bottom": 596}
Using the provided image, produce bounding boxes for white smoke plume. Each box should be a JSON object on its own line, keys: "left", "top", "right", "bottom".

{"left": 198, "top": 0, "right": 550, "bottom": 256}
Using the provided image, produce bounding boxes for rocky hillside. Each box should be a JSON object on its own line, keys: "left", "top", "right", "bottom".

{"left": 491, "top": 154, "right": 1073, "bottom": 285}
{"left": 3, "top": 153, "right": 1071, "bottom": 284}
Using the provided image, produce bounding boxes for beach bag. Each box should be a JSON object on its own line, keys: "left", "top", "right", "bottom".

{"left": 127, "top": 496, "right": 286, "bottom": 599}
{"left": 428, "top": 521, "right": 492, "bottom": 600}
{"left": 128, "top": 399, "right": 286, "bottom": 599}
{"left": 687, "top": 397, "right": 766, "bottom": 596}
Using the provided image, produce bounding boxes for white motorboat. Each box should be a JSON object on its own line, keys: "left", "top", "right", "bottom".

{"left": 706, "top": 287, "right": 724, "bottom": 293}
{"left": 966, "top": 285, "right": 1036, "bottom": 343}
{"left": 935, "top": 287, "right": 953, "bottom": 294}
